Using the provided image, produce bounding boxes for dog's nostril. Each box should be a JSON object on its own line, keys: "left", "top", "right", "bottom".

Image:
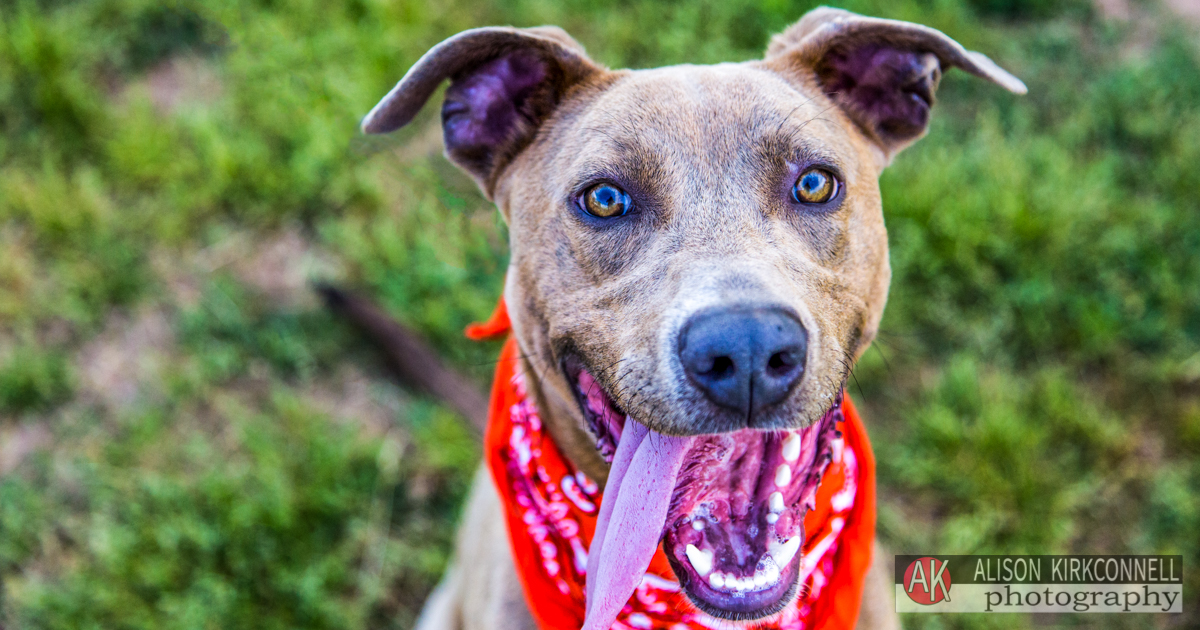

{"left": 704, "top": 356, "right": 735, "bottom": 378}
{"left": 767, "top": 351, "right": 796, "bottom": 372}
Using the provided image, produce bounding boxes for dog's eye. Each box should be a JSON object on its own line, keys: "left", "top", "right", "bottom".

{"left": 583, "top": 183, "right": 631, "bottom": 218}
{"left": 792, "top": 168, "right": 838, "bottom": 204}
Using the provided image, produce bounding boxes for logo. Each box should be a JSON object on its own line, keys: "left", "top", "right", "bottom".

{"left": 903, "top": 557, "right": 953, "bottom": 605}
{"left": 895, "top": 555, "right": 1182, "bottom": 613}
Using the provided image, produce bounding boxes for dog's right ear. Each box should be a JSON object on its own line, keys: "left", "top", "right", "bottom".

{"left": 362, "top": 27, "right": 602, "bottom": 196}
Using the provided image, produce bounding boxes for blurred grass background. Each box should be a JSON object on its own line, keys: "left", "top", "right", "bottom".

{"left": 0, "top": 0, "right": 1197, "bottom": 628}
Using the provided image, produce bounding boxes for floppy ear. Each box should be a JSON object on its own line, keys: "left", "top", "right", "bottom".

{"left": 362, "top": 26, "right": 603, "bottom": 196}
{"left": 765, "top": 7, "right": 1026, "bottom": 160}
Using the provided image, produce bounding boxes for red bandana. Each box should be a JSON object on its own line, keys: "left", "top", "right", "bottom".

{"left": 467, "top": 300, "right": 876, "bottom": 630}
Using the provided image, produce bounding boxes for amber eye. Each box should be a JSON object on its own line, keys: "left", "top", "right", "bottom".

{"left": 583, "top": 183, "right": 632, "bottom": 218}
{"left": 792, "top": 168, "right": 838, "bottom": 204}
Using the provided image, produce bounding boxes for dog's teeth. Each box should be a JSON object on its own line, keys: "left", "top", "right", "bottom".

{"left": 766, "top": 512, "right": 779, "bottom": 524}
{"left": 685, "top": 544, "right": 713, "bottom": 576}
{"left": 691, "top": 519, "right": 705, "bottom": 531}
{"left": 764, "top": 564, "right": 781, "bottom": 584}
{"left": 769, "top": 491, "right": 785, "bottom": 513}
{"left": 775, "top": 464, "right": 792, "bottom": 487}
{"left": 770, "top": 536, "right": 801, "bottom": 569}
{"left": 707, "top": 566, "right": 783, "bottom": 593}
{"left": 781, "top": 432, "right": 801, "bottom": 462}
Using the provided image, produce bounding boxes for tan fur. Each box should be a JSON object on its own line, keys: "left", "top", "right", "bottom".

{"left": 416, "top": 468, "right": 538, "bottom": 630}
{"left": 369, "top": 8, "right": 1025, "bottom": 630}
{"left": 504, "top": 61, "right": 893, "bottom": 481}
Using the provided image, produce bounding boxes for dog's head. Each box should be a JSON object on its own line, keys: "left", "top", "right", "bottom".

{"left": 365, "top": 8, "right": 1023, "bottom": 625}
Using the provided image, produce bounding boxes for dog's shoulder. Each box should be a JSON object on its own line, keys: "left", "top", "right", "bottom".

{"left": 417, "top": 466, "right": 538, "bottom": 630}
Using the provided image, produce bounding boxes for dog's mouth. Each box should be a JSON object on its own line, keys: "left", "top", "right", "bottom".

{"left": 567, "top": 358, "right": 840, "bottom": 623}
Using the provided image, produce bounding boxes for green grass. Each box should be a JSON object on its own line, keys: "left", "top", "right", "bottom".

{"left": 0, "top": 0, "right": 1197, "bottom": 628}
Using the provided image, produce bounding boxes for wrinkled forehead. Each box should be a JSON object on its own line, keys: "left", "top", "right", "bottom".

{"left": 564, "top": 63, "right": 855, "bottom": 177}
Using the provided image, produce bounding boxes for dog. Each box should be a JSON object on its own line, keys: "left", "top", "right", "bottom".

{"left": 360, "top": 7, "right": 1024, "bottom": 630}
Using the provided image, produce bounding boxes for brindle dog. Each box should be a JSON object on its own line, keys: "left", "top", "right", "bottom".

{"left": 361, "top": 7, "right": 1024, "bottom": 630}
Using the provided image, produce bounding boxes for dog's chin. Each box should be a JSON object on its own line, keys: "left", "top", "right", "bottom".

{"left": 564, "top": 356, "right": 841, "bottom": 621}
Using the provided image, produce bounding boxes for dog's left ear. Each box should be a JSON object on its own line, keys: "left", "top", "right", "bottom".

{"left": 362, "top": 26, "right": 603, "bottom": 196}
{"left": 765, "top": 7, "right": 1026, "bottom": 161}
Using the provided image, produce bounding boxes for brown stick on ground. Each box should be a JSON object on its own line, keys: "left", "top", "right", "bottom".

{"left": 315, "top": 284, "right": 490, "bottom": 436}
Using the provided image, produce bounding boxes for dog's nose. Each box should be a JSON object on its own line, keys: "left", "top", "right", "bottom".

{"left": 679, "top": 307, "right": 807, "bottom": 417}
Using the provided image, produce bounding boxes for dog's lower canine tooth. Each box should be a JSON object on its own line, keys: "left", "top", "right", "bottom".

{"left": 685, "top": 544, "right": 713, "bottom": 576}
{"left": 775, "top": 464, "right": 792, "bottom": 487}
{"left": 770, "top": 536, "right": 801, "bottom": 569}
{"left": 781, "top": 432, "right": 801, "bottom": 462}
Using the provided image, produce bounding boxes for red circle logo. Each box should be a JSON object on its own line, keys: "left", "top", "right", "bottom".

{"left": 903, "top": 557, "right": 953, "bottom": 605}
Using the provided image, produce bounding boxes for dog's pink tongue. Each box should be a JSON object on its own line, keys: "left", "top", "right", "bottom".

{"left": 582, "top": 421, "right": 692, "bottom": 630}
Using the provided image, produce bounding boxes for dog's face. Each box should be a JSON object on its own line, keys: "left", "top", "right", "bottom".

{"left": 365, "top": 8, "right": 1023, "bottom": 623}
